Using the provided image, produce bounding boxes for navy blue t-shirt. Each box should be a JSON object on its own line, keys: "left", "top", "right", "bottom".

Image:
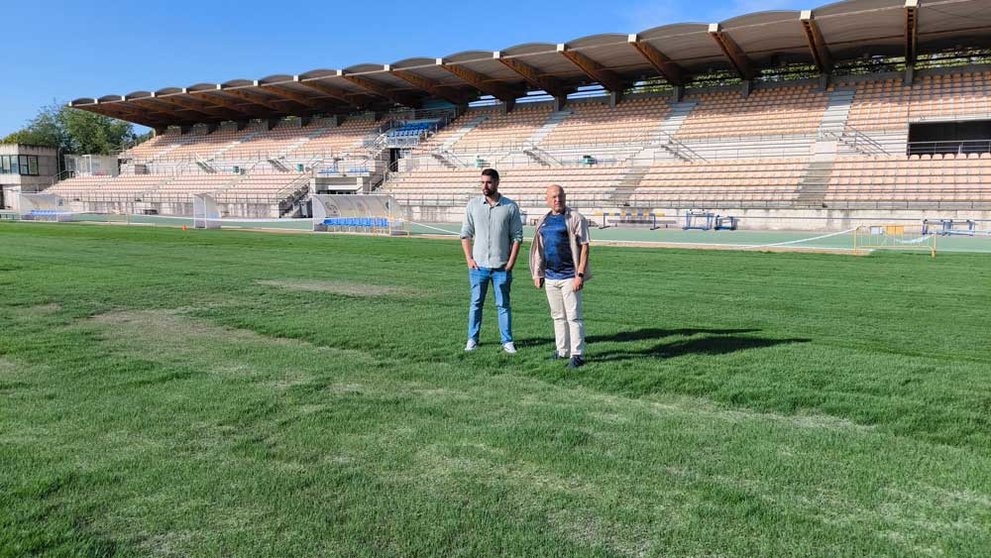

{"left": 540, "top": 214, "right": 575, "bottom": 280}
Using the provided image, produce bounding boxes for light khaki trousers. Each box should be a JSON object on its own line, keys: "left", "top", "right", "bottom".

{"left": 545, "top": 278, "right": 585, "bottom": 357}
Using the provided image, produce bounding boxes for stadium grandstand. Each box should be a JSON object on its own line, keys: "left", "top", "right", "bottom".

{"left": 54, "top": 0, "right": 991, "bottom": 230}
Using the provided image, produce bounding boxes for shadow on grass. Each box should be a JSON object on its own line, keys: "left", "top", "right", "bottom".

{"left": 592, "top": 335, "right": 811, "bottom": 362}
{"left": 519, "top": 327, "right": 808, "bottom": 361}
{"left": 587, "top": 327, "right": 761, "bottom": 344}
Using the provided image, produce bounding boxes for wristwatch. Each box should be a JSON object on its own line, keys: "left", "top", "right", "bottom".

{"left": 578, "top": 273, "right": 585, "bottom": 278}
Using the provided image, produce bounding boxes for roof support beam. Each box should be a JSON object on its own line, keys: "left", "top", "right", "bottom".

{"left": 557, "top": 44, "right": 625, "bottom": 92}
{"left": 800, "top": 11, "right": 833, "bottom": 74}
{"left": 341, "top": 68, "right": 421, "bottom": 108}
{"left": 259, "top": 83, "right": 346, "bottom": 111}
{"left": 438, "top": 59, "right": 523, "bottom": 105}
{"left": 151, "top": 92, "right": 245, "bottom": 120}
{"left": 76, "top": 100, "right": 167, "bottom": 128}
{"left": 905, "top": 0, "right": 919, "bottom": 67}
{"left": 188, "top": 88, "right": 271, "bottom": 118}
{"left": 708, "top": 24, "right": 757, "bottom": 80}
{"left": 294, "top": 76, "right": 364, "bottom": 106}
{"left": 220, "top": 84, "right": 298, "bottom": 112}
{"left": 125, "top": 98, "right": 189, "bottom": 118}
{"left": 627, "top": 35, "right": 686, "bottom": 86}
{"left": 494, "top": 51, "right": 570, "bottom": 98}
{"left": 391, "top": 69, "right": 472, "bottom": 105}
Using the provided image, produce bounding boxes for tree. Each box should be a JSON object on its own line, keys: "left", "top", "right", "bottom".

{"left": 1, "top": 102, "right": 72, "bottom": 151}
{"left": 2, "top": 101, "right": 138, "bottom": 155}
{"left": 62, "top": 108, "right": 137, "bottom": 155}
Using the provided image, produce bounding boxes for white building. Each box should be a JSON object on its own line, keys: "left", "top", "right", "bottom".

{"left": 0, "top": 144, "right": 59, "bottom": 210}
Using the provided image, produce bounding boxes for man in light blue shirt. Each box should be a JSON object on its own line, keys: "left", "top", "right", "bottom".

{"left": 460, "top": 168, "right": 524, "bottom": 353}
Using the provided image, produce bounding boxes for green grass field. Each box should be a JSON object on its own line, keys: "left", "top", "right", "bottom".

{"left": 2, "top": 222, "right": 989, "bottom": 557}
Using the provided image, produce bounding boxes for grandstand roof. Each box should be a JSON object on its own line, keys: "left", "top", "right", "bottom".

{"left": 70, "top": 0, "right": 991, "bottom": 129}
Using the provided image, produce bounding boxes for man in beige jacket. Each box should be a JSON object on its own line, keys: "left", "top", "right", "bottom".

{"left": 529, "top": 184, "right": 591, "bottom": 368}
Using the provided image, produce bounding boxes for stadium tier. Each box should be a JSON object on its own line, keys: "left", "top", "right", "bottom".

{"left": 845, "top": 73, "right": 991, "bottom": 132}
{"left": 52, "top": 0, "right": 991, "bottom": 227}
{"left": 825, "top": 155, "right": 991, "bottom": 208}
{"left": 51, "top": 68, "right": 991, "bottom": 223}
{"left": 677, "top": 86, "right": 829, "bottom": 140}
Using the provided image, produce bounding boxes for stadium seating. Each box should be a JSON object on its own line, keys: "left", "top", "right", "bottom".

{"left": 541, "top": 98, "right": 671, "bottom": 147}
{"left": 385, "top": 165, "right": 626, "bottom": 207}
{"left": 677, "top": 86, "right": 828, "bottom": 139}
{"left": 826, "top": 155, "right": 991, "bottom": 207}
{"left": 447, "top": 106, "right": 554, "bottom": 152}
{"left": 629, "top": 159, "right": 806, "bottom": 206}
{"left": 845, "top": 72, "right": 991, "bottom": 132}
{"left": 49, "top": 68, "right": 991, "bottom": 217}
{"left": 49, "top": 174, "right": 169, "bottom": 199}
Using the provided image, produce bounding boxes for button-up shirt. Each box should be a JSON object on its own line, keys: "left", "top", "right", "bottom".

{"left": 460, "top": 195, "right": 524, "bottom": 268}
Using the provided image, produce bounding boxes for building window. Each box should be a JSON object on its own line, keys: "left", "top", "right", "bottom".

{"left": 0, "top": 155, "right": 40, "bottom": 175}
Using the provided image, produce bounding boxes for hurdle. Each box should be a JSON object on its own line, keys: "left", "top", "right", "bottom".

{"left": 595, "top": 211, "right": 663, "bottom": 229}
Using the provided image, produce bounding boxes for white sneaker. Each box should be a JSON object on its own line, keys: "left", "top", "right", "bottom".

{"left": 465, "top": 339, "right": 478, "bottom": 352}
{"left": 502, "top": 342, "right": 517, "bottom": 354}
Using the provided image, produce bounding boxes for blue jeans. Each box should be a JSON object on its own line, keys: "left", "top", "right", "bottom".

{"left": 468, "top": 267, "right": 513, "bottom": 344}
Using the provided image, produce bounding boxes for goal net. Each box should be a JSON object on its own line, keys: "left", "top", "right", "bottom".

{"left": 193, "top": 193, "right": 221, "bottom": 229}
{"left": 854, "top": 224, "right": 936, "bottom": 257}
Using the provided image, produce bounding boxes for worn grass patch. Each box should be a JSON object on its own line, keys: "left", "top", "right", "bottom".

{"left": 256, "top": 278, "right": 407, "bottom": 297}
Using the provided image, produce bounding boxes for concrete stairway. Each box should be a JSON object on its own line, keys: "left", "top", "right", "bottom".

{"left": 608, "top": 165, "right": 652, "bottom": 206}
{"left": 795, "top": 160, "right": 834, "bottom": 207}
{"left": 441, "top": 115, "right": 489, "bottom": 151}
{"left": 527, "top": 110, "right": 573, "bottom": 145}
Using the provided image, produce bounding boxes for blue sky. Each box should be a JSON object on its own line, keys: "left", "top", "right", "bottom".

{"left": 1, "top": 0, "right": 805, "bottom": 137}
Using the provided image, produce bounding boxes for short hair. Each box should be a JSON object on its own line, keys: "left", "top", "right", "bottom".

{"left": 481, "top": 168, "right": 500, "bottom": 183}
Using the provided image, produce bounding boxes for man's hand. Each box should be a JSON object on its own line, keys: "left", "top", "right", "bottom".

{"left": 534, "top": 277, "right": 544, "bottom": 289}
{"left": 573, "top": 275, "right": 584, "bottom": 291}
{"left": 466, "top": 258, "right": 479, "bottom": 270}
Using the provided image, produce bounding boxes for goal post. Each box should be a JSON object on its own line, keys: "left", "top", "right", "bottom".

{"left": 853, "top": 224, "right": 936, "bottom": 257}
{"left": 193, "top": 193, "right": 221, "bottom": 229}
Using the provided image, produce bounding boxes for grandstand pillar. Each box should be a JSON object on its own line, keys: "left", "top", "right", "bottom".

{"left": 179, "top": 125, "right": 192, "bottom": 135}
{"left": 205, "top": 123, "right": 218, "bottom": 134}
{"left": 153, "top": 126, "right": 168, "bottom": 136}
{"left": 904, "top": 65, "right": 915, "bottom": 86}
{"left": 741, "top": 80, "right": 753, "bottom": 98}
{"left": 300, "top": 116, "right": 312, "bottom": 127}
{"left": 818, "top": 73, "right": 831, "bottom": 91}
{"left": 234, "top": 120, "right": 249, "bottom": 131}
{"left": 265, "top": 118, "right": 281, "bottom": 130}
{"left": 553, "top": 96, "right": 567, "bottom": 111}
{"left": 672, "top": 85, "right": 684, "bottom": 102}
{"left": 608, "top": 91, "right": 621, "bottom": 108}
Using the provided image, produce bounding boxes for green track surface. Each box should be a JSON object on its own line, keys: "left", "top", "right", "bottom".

{"left": 1, "top": 222, "right": 989, "bottom": 557}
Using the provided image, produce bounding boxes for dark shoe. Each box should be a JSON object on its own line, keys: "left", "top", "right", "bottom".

{"left": 567, "top": 356, "right": 585, "bottom": 369}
